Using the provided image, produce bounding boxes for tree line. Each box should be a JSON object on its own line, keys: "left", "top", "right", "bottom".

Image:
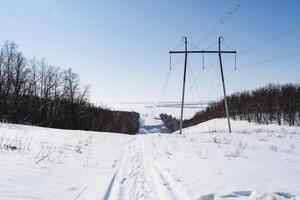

{"left": 0, "top": 40, "right": 139, "bottom": 134}
{"left": 161, "top": 83, "right": 300, "bottom": 132}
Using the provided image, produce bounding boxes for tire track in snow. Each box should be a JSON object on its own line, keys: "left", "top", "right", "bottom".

{"left": 103, "top": 138, "right": 132, "bottom": 200}
{"left": 145, "top": 153, "right": 190, "bottom": 200}
{"left": 103, "top": 136, "right": 190, "bottom": 200}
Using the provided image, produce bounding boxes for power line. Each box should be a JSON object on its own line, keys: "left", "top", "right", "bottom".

{"left": 222, "top": 42, "right": 235, "bottom": 51}
{"left": 207, "top": 67, "right": 236, "bottom": 101}
{"left": 157, "top": 68, "right": 172, "bottom": 105}
{"left": 197, "top": 0, "right": 245, "bottom": 46}
{"left": 170, "top": 41, "right": 184, "bottom": 51}
{"left": 238, "top": 50, "right": 300, "bottom": 70}
{"left": 188, "top": 41, "right": 218, "bottom": 51}
{"left": 187, "top": 67, "right": 205, "bottom": 93}
{"left": 208, "top": 50, "right": 300, "bottom": 99}
{"left": 205, "top": 26, "right": 300, "bottom": 69}
{"left": 188, "top": 39, "right": 235, "bottom": 91}
{"left": 171, "top": 39, "right": 236, "bottom": 100}
{"left": 187, "top": 60, "right": 202, "bottom": 102}
{"left": 240, "top": 25, "right": 300, "bottom": 55}
{"left": 187, "top": 62, "right": 197, "bottom": 102}
{"left": 205, "top": 51, "right": 300, "bottom": 102}
{"left": 205, "top": 49, "right": 300, "bottom": 103}
{"left": 170, "top": 37, "right": 236, "bottom": 133}
{"left": 204, "top": 42, "right": 219, "bottom": 50}
{"left": 157, "top": 55, "right": 185, "bottom": 105}
{"left": 200, "top": 25, "right": 300, "bottom": 70}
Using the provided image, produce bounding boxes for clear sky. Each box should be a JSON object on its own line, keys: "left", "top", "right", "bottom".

{"left": 0, "top": 0, "right": 299, "bottom": 105}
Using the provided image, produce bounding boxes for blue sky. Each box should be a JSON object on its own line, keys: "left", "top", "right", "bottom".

{"left": 0, "top": 0, "right": 299, "bottom": 104}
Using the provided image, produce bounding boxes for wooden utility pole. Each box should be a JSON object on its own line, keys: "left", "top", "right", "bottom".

{"left": 178, "top": 36, "right": 188, "bottom": 134}
{"left": 170, "top": 37, "right": 236, "bottom": 134}
{"left": 218, "top": 37, "right": 232, "bottom": 133}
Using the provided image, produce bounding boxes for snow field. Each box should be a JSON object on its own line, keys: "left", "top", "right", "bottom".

{"left": 0, "top": 118, "right": 300, "bottom": 199}
{"left": 0, "top": 123, "right": 130, "bottom": 199}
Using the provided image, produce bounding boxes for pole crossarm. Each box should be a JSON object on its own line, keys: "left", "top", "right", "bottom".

{"left": 170, "top": 50, "right": 236, "bottom": 54}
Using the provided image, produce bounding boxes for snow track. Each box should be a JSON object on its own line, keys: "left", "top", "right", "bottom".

{"left": 105, "top": 136, "right": 190, "bottom": 200}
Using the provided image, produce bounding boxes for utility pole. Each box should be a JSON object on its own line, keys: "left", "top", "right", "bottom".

{"left": 169, "top": 37, "right": 236, "bottom": 134}
{"left": 218, "top": 37, "right": 232, "bottom": 133}
{"left": 178, "top": 37, "right": 188, "bottom": 135}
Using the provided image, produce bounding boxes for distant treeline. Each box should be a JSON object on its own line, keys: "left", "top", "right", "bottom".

{"left": 0, "top": 40, "right": 139, "bottom": 134}
{"left": 160, "top": 113, "right": 179, "bottom": 132}
{"left": 161, "top": 83, "right": 300, "bottom": 132}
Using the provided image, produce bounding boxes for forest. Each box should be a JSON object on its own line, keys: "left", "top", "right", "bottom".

{"left": 0, "top": 40, "right": 139, "bottom": 134}
{"left": 161, "top": 83, "right": 300, "bottom": 132}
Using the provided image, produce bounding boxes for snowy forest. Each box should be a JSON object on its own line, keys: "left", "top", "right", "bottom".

{"left": 161, "top": 83, "right": 300, "bottom": 132}
{"left": 0, "top": 40, "right": 140, "bottom": 134}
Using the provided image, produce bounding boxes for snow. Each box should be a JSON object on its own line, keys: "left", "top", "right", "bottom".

{"left": 0, "top": 118, "right": 300, "bottom": 199}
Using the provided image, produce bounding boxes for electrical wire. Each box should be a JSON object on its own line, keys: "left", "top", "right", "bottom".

{"left": 238, "top": 50, "right": 300, "bottom": 70}
{"left": 187, "top": 64, "right": 197, "bottom": 102}
{"left": 206, "top": 65, "right": 220, "bottom": 101}
{"left": 188, "top": 67, "right": 205, "bottom": 93}
{"left": 157, "top": 68, "right": 172, "bottom": 106}
{"left": 170, "top": 41, "right": 184, "bottom": 51}
{"left": 199, "top": 25, "right": 300, "bottom": 70}
{"left": 188, "top": 60, "right": 202, "bottom": 102}
{"left": 197, "top": 0, "right": 245, "bottom": 46}
{"left": 157, "top": 56, "right": 185, "bottom": 106}
{"left": 222, "top": 42, "right": 235, "bottom": 51}
{"left": 240, "top": 25, "right": 300, "bottom": 55}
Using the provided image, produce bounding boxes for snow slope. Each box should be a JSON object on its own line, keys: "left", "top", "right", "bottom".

{"left": 0, "top": 119, "right": 300, "bottom": 200}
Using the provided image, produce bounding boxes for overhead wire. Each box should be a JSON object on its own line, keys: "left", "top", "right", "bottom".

{"left": 206, "top": 66, "right": 237, "bottom": 102}
{"left": 204, "top": 42, "right": 218, "bottom": 50}
{"left": 158, "top": 68, "right": 172, "bottom": 105}
{"left": 203, "top": 50, "right": 300, "bottom": 103}
{"left": 164, "top": 21, "right": 299, "bottom": 105}
{"left": 187, "top": 41, "right": 218, "bottom": 51}
{"left": 189, "top": 25, "right": 300, "bottom": 93}
{"left": 187, "top": 59, "right": 202, "bottom": 102}
{"left": 187, "top": 62, "right": 197, "bottom": 103}
{"left": 186, "top": 41, "right": 218, "bottom": 90}
{"left": 206, "top": 65, "right": 220, "bottom": 101}
{"left": 238, "top": 50, "right": 300, "bottom": 70}
{"left": 188, "top": 67, "right": 205, "bottom": 93}
{"left": 201, "top": 25, "right": 300, "bottom": 70}
{"left": 157, "top": 41, "right": 185, "bottom": 106}
{"left": 239, "top": 25, "right": 300, "bottom": 55}
{"left": 197, "top": 0, "right": 245, "bottom": 46}
{"left": 204, "top": 50, "right": 300, "bottom": 102}
{"left": 222, "top": 42, "right": 235, "bottom": 51}
{"left": 188, "top": 39, "right": 235, "bottom": 92}
{"left": 170, "top": 41, "right": 184, "bottom": 51}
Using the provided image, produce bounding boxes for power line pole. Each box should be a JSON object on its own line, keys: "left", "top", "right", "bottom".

{"left": 178, "top": 37, "right": 188, "bottom": 134}
{"left": 218, "top": 37, "right": 232, "bottom": 133}
{"left": 169, "top": 36, "right": 236, "bottom": 134}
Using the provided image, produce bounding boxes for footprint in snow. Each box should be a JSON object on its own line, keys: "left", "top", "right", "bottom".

{"left": 275, "top": 192, "right": 296, "bottom": 199}
{"left": 221, "top": 190, "right": 252, "bottom": 198}
{"left": 198, "top": 193, "right": 215, "bottom": 200}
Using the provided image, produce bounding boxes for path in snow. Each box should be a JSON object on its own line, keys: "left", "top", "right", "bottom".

{"left": 104, "top": 136, "right": 190, "bottom": 200}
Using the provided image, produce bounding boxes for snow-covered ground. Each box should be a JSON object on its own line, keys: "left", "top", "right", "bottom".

{"left": 0, "top": 118, "right": 300, "bottom": 200}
